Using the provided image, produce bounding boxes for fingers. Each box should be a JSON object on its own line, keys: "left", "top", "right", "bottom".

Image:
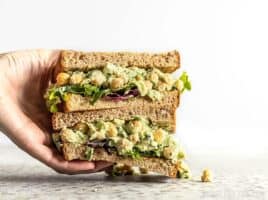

{"left": 0, "top": 104, "right": 113, "bottom": 175}
{"left": 2, "top": 49, "right": 60, "bottom": 69}
{"left": 91, "top": 161, "right": 114, "bottom": 173}
{"left": 40, "top": 145, "right": 112, "bottom": 175}
{"left": 0, "top": 49, "right": 60, "bottom": 90}
{"left": 55, "top": 161, "right": 113, "bottom": 175}
{"left": 53, "top": 160, "right": 96, "bottom": 175}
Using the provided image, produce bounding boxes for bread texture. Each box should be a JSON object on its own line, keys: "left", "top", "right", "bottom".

{"left": 64, "top": 90, "right": 179, "bottom": 113}
{"left": 60, "top": 50, "right": 180, "bottom": 73}
{"left": 52, "top": 105, "right": 176, "bottom": 131}
{"left": 62, "top": 143, "right": 178, "bottom": 178}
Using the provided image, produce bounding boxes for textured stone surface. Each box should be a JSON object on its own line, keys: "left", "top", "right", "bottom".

{"left": 0, "top": 145, "right": 267, "bottom": 200}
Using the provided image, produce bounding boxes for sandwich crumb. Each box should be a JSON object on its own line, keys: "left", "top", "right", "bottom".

{"left": 201, "top": 169, "right": 212, "bottom": 182}
{"left": 176, "top": 160, "right": 191, "bottom": 179}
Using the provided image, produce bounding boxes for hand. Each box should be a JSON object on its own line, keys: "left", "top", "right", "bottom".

{"left": 0, "top": 50, "right": 112, "bottom": 174}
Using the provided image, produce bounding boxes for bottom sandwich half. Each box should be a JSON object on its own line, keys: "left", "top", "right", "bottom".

{"left": 52, "top": 115, "right": 190, "bottom": 178}
{"left": 62, "top": 144, "right": 178, "bottom": 177}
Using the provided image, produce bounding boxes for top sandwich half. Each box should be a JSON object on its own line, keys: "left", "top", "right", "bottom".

{"left": 44, "top": 50, "right": 191, "bottom": 113}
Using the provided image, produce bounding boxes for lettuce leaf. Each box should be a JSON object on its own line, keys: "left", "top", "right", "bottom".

{"left": 45, "top": 84, "right": 112, "bottom": 113}
{"left": 124, "top": 149, "right": 141, "bottom": 159}
{"left": 179, "top": 72, "right": 191, "bottom": 93}
{"left": 45, "top": 87, "right": 63, "bottom": 113}
{"left": 84, "top": 147, "right": 94, "bottom": 161}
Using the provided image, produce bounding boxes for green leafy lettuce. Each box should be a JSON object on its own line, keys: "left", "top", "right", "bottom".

{"left": 84, "top": 147, "right": 94, "bottom": 160}
{"left": 179, "top": 72, "right": 192, "bottom": 93}
{"left": 123, "top": 147, "right": 163, "bottom": 159}
{"left": 45, "top": 84, "right": 111, "bottom": 113}
{"left": 124, "top": 149, "right": 141, "bottom": 159}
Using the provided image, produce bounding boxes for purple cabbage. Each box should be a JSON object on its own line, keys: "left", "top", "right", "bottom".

{"left": 87, "top": 141, "right": 107, "bottom": 148}
{"left": 103, "top": 88, "right": 140, "bottom": 101}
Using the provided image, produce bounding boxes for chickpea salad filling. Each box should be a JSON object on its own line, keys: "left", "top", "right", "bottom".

{"left": 106, "top": 162, "right": 191, "bottom": 179}
{"left": 45, "top": 63, "right": 191, "bottom": 112}
{"left": 52, "top": 116, "right": 185, "bottom": 163}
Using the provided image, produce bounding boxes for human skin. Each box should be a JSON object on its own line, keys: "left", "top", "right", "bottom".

{"left": 0, "top": 50, "right": 112, "bottom": 174}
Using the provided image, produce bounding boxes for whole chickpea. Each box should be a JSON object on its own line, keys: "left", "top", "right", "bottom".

{"left": 201, "top": 169, "right": 212, "bottom": 182}
{"left": 153, "top": 128, "right": 166, "bottom": 144}
{"left": 135, "top": 74, "right": 143, "bottom": 81}
{"left": 73, "top": 122, "right": 89, "bottom": 134}
{"left": 56, "top": 72, "right": 70, "bottom": 86}
{"left": 106, "top": 123, "right": 118, "bottom": 138}
{"left": 163, "top": 146, "right": 175, "bottom": 159}
{"left": 127, "top": 120, "right": 143, "bottom": 134}
{"left": 110, "top": 77, "right": 125, "bottom": 90}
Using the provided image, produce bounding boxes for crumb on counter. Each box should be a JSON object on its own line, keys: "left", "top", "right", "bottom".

{"left": 201, "top": 169, "right": 212, "bottom": 182}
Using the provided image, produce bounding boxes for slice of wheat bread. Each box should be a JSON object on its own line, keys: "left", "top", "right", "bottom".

{"left": 62, "top": 143, "right": 178, "bottom": 178}
{"left": 60, "top": 50, "right": 180, "bottom": 73}
{"left": 52, "top": 105, "right": 176, "bottom": 132}
{"left": 64, "top": 90, "right": 179, "bottom": 113}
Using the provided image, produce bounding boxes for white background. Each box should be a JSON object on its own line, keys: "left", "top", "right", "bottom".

{"left": 0, "top": 0, "right": 267, "bottom": 156}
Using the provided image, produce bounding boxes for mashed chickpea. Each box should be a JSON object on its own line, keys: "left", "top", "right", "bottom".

{"left": 147, "top": 71, "right": 159, "bottom": 85}
{"left": 90, "top": 70, "right": 106, "bottom": 86}
{"left": 129, "top": 133, "right": 140, "bottom": 144}
{"left": 70, "top": 72, "right": 85, "bottom": 84}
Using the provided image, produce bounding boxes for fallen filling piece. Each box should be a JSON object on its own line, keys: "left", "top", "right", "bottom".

{"left": 52, "top": 116, "right": 190, "bottom": 178}
{"left": 45, "top": 63, "right": 191, "bottom": 112}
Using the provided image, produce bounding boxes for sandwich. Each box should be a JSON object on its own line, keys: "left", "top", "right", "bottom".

{"left": 52, "top": 114, "right": 189, "bottom": 178}
{"left": 45, "top": 51, "right": 190, "bottom": 113}
{"left": 45, "top": 50, "right": 191, "bottom": 178}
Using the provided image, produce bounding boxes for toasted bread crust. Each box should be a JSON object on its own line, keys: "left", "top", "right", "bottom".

{"left": 62, "top": 143, "right": 177, "bottom": 177}
{"left": 60, "top": 50, "right": 180, "bottom": 73}
{"left": 64, "top": 90, "right": 179, "bottom": 113}
{"left": 52, "top": 105, "right": 176, "bottom": 132}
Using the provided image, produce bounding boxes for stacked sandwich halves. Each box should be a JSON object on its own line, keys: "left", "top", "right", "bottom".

{"left": 45, "top": 50, "right": 191, "bottom": 178}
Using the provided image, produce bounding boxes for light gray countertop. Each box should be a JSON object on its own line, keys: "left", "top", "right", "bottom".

{"left": 0, "top": 145, "right": 267, "bottom": 200}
